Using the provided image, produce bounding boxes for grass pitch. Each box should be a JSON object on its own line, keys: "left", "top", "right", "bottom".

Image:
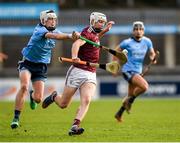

{"left": 0, "top": 98, "right": 180, "bottom": 142}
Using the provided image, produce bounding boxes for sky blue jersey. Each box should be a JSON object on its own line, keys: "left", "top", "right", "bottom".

{"left": 119, "top": 36, "right": 153, "bottom": 73}
{"left": 22, "top": 24, "right": 61, "bottom": 64}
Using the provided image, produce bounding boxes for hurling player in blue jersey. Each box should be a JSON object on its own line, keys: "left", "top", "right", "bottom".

{"left": 114, "top": 21, "right": 157, "bottom": 122}
{"left": 10, "top": 10, "right": 79, "bottom": 129}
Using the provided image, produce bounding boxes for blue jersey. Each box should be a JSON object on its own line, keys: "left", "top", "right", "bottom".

{"left": 22, "top": 24, "right": 61, "bottom": 64}
{"left": 120, "top": 36, "right": 153, "bottom": 73}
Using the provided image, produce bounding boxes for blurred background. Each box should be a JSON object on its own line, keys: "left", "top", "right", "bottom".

{"left": 0, "top": 0, "right": 180, "bottom": 100}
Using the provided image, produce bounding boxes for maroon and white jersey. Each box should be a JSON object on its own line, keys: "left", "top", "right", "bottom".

{"left": 74, "top": 26, "right": 100, "bottom": 72}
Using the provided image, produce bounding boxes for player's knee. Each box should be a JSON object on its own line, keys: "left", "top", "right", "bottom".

{"left": 34, "top": 97, "right": 42, "bottom": 103}
{"left": 83, "top": 96, "right": 91, "bottom": 106}
{"left": 33, "top": 94, "right": 43, "bottom": 103}
{"left": 20, "top": 84, "right": 28, "bottom": 93}
{"left": 59, "top": 104, "right": 67, "bottom": 109}
{"left": 59, "top": 102, "right": 68, "bottom": 109}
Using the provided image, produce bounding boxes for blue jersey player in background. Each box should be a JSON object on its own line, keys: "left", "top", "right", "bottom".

{"left": 11, "top": 10, "right": 79, "bottom": 129}
{"left": 114, "top": 21, "right": 157, "bottom": 122}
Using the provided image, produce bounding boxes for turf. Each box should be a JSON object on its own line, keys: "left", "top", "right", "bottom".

{"left": 0, "top": 98, "right": 180, "bottom": 142}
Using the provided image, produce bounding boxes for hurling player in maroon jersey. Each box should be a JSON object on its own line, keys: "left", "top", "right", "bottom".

{"left": 42, "top": 12, "right": 114, "bottom": 135}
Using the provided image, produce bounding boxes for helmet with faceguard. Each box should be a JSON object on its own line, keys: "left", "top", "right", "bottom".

{"left": 40, "top": 10, "right": 57, "bottom": 31}
{"left": 90, "top": 12, "right": 107, "bottom": 33}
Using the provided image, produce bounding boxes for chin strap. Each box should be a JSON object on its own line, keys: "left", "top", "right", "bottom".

{"left": 92, "top": 27, "right": 102, "bottom": 33}
{"left": 45, "top": 26, "right": 56, "bottom": 31}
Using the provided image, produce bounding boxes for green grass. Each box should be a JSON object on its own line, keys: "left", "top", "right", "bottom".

{"left": 0, "top": 98, "right": 180, "bottom": 142}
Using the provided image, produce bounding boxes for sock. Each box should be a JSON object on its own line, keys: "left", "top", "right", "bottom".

{"left": 119, "top": 106, "right": 125, "bottom": 112}
{"left": 72, "top": 119, "right": 81, "bottom": 127}
{"left": 51, "top": 92, "right": 57, "bottom": 101}
{"left": 117, "top": 106, "right": 125, "bottom": 116}
{"left": 52, "top": 95, "right": 56, "bottom": 101}
{"left": 14, "top": 110, "right": 21, "bottom": 120}
{"left": 129, "top": 96, "right": 136, "bottom": 103}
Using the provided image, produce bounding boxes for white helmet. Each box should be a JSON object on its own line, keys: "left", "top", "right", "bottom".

{"left": 90, "top": 12, "right": 107, "bottom": 33}
{"left": 132, "top": 21, "right": 145, "bottom": 30}
{"left": 40, "top": 10, "right": 57, "bottom": 25}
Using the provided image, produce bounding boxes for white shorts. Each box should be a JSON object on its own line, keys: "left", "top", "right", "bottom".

{"left": 65, "top": 66, "right": 97, "bottom": 88}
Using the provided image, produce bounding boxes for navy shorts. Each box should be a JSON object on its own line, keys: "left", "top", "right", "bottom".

{"left": 18, "top": 59, "right": 47, "bottom": 82}
{"left": 122, "top": 71, "right": 139, "bottom": 83}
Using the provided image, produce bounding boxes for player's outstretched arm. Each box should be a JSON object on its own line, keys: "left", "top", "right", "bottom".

{"left": 45, "top": 31, "right": 80, "bottom": 41}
